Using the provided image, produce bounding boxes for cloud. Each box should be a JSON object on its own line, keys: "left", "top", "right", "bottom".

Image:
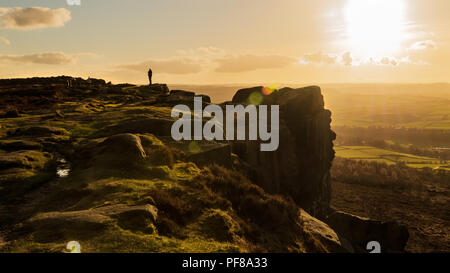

{"left": 179, "top": 48, "right": 296, "bottom": 73}
{"left": 300, "top": 52, "right": 338, "bottom": 65}
{"left": 117, "top": 47, "right": 226, "bottom": 75}
{"left": 408, "top": 40, "right": 437, "bottom": 51}
{"left": 300, "top": 51, "right": 353, "bottom": 66}
{"left": 363, "top": 56, "right": 428, "bottom": 66}
{"left": 341, "top": 52, "right": 353, "bottom": 66}
{"left": 0, "top": 52, "right": 83, "bottom": 65}
{"left": 299, "top": 51, "right": 429, "bottom": 67}
{"left": 214, "top": 54, "right": 296, "bottom": 73}
{"left": 0, "top": 36, "right": 10, "bottom": 45}
{"left": 382, "top": 57, "right": 398, "bottom": 66}
{"left": 0, "top": 7, "right": 71, "bottom": 30}
{"left": 365, "top": 56, "right": 399, "bottom": 66}
{"left": 118, "top": 49, "right": 296, "bottom": 74}
{"left": 118, "top": 58, "right": 203, "bottom": 75}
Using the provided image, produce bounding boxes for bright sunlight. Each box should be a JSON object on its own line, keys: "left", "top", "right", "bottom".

{"left": 345, "top": 0, "right": 407, "bottom": 55}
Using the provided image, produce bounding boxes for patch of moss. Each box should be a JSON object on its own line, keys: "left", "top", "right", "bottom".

{"left": 114, "top": 213, "right": 156, "bottom": 235}
{"left": 0, "top": 168, "right": 55, "bottom": 201}
{"left": 0, "top": 150, "right": 53, "bottom": 171}
{"left": 147, "top": 166, "right": 171, "bottom": 179}
{"left": 138, "top": 134, "right": 164, "bottom": 147}
{"left": 194, "top": 209, "right": 242, "bottom": 242}
{"left": 147, "top": 146, "right": 174, "bottom": 167}
{"left": 69, "top": 123, "right": 98, "bottom": 138}
{"left": 119, "top": 106, "right": 173, "bottom": 119}
{"left": 0, "top": 168, "right": 36, "bottom": 184}
{"left": 170, "top": 162, "right": 201, "bottom": 181}
{"left": 40, "top": 176, "right": 178, "bottom": 212}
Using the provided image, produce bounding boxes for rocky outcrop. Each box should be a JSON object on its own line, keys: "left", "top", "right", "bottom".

{"left": 231, "top": 86, "right": 335, "bottom": 218}
{"left": 0, "top": 76, "right": 157, "bottom": 111}
{"left": 0, "top": 76, "right": 411, "bottom": 253}
{"left": 139, "top": 84, "right": 170, "bottom": 95}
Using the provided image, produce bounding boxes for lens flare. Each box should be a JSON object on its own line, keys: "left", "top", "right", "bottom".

{"left": 249, "top": 91, "right": 264, "bottom": 105}
{"left": 188, "top": 141, "right": 201, "bottom": 153}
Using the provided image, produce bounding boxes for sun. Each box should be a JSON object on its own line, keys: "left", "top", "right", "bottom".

{"left": 345, "top": 0, "right": 406, "bottom": 56}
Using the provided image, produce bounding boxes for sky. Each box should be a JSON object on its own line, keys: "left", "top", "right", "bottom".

{"left": 0, "top": 0, "right": 449, "bottom": 84}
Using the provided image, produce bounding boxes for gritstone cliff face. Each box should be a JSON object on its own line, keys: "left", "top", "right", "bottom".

{"left": 231, "top": 86, "right": 336, "bottom": 218}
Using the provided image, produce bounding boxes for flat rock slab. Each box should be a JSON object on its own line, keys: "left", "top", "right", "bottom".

{"left": 0, "top": 150, "right": 52, "bottom": 170}
{"left": 12, "top": 126, "right": 68, "bottom": 137}
{"left": 0, "top": 140, "right": 42, "bottom": 152}
{"left": 24, "top": 204, "right": 158, "bottom": 240}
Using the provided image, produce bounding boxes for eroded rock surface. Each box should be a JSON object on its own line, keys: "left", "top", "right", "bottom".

{"left": 231, "top": 86, "right": 336, "bottom": 218}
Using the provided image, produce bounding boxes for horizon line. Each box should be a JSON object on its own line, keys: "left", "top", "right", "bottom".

{"left": 1, "top": 75, "right": 449, "bottom": 86}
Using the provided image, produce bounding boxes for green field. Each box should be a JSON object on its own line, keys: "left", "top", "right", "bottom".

{"left": 335, "top": 146, "right": 450, "bottom": 171}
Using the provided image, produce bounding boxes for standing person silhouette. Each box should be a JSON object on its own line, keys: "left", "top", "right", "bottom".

{"left": 148, "top": 68, "right": 153, "bottom": 85}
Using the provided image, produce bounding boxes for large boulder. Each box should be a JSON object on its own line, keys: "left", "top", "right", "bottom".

{"left": 325, "top": 210, "right": 409, "bottom": 253}
{"left": 232, "top": 86, "right": 264, "bottom": 104}
{"left": 230, "top": 86, "right": 335, "bottom": 218}
{"left": 155, "top": 90, "right": 211, "bottom": 105}
{"left": 196, "top": 209, "right": 241, "bottom": 242}
{"left": 93, "top": 134, "right": 147, "bottom": 167}
{"left": 299, "top": 209, "right": 346, "bottom": 253}
{"left": 96, "top": 204, "right": 158, "bottom": 234}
